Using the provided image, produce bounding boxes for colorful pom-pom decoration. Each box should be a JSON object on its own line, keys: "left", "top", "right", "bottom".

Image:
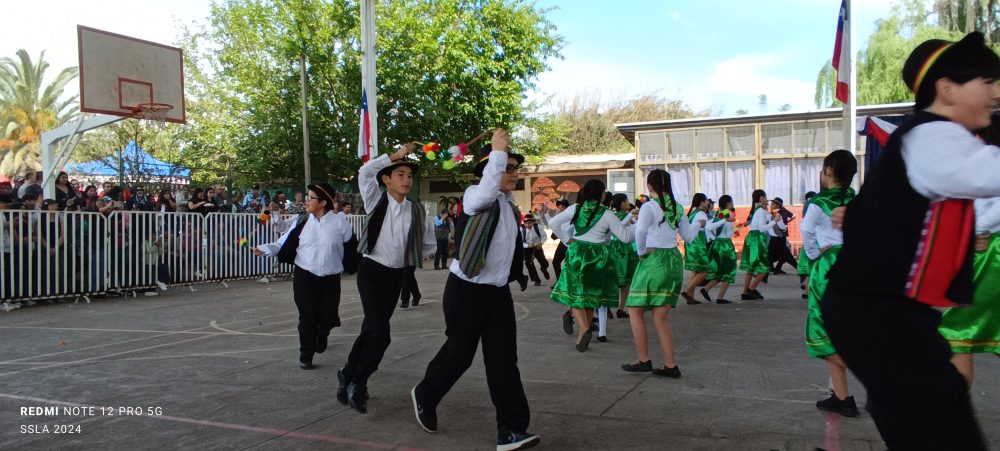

{"left": 442, "top": 159, "right": 456, "bottom": 170}
{"left": 717, "top": 209, "right": 731, "bottom": 219}
{"left": 257, "top": 213, "right": 269, "bottom": 225}
{"left": 422, "top": 142, "right": 440, "bottom": 153}
{"left": 426, "top": 151, "right": 437, "bottom": 160}
{"left": 238, "top": 237, "right": 249, "bottom": 248}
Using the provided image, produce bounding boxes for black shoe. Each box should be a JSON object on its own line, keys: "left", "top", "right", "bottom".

{"left": 336, "top": 369, "right": 349, "bottom": 405}
{"left": 741, "top": 292, "right": 756, "bottom": 301}
{"left": 576, "top": 330, "right": 593, "bottom": 353}
{"left": 347, "top": 383, "right": 368, "bottom": 414}
{"left": 816, "top": 394, "right": 860, "bottom": 418}
{"left": 316, "top": 335, "right": 328, "bottom": 354}
{"left": 616, "top": 308, "right": 629, "bottom": 318}
{"left": 412, "top": 296, "right": 420, "bottom": 307}
{"left": 772, "top": 269, "right": 787, "bottom": 275}
{"left": 621, "top": 360, "right": 653, "bottom": 372}
{"left": 533, "top": 280, "right": 541, "bottom": 286}
{"left": 802, "top": 293, "right": 809, "bottom": 300}
{"left": 750, "top": 289, "right": 764, "bottom": 300}
{"left": 411, "top": 386, "right": 437, "bottom": 433}
{"left": 681, "top": 292, "right": 701, "bottom": 305}
{"left": 562, "top": 310, "right": 573, "bottom": 335}
{"left": 606, "top": 309, "right": 613, "bottom": 319}
{"left": 652, "top": 365, "right": 681, "bottom": 378}
{"left": 400, "top": 300, "right": 409, "bottom": 309}
{"left": 716, "top": 299, "right": 732, "bottom": 304}
{"left": 497, "top": 430, "right": 540, "bottom": 451}
{"left": 597, "top": 335, "right": 608, "bottom": 343}
{"left": 699, "top": 288, "right": 712, "bottom": 303}
{"left": 299, "top": 361, "right": 316, "bottom": 370}
{"left": 541, "top": 269, "right": 550, "bottom": 280}
{"left": 589, "top": 321, "right": 598, "bottom": 332}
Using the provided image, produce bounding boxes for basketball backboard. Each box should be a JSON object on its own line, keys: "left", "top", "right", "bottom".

{"left": 78, "top": 25, "right": 186, "bottom": 124}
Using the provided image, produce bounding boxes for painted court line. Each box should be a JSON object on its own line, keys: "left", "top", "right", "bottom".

{"left": 0, "top": 393, "right": 423, "bottom": 450}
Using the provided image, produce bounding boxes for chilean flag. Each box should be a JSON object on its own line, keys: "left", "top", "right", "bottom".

{"left": 858, "top": 116, "right": 898, "bottom": 147}
{"left": 357, "top": 88, "right": 372, "bottom": 162}
{"left": 832, "top": 0, "right": 850, "bottom": 104}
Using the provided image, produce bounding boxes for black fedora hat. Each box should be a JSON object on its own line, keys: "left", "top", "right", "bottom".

{"left": 473, "top": 143, "right": 524, "bottom": 178}
{"left": 376, "top": 160, "right": 420, "bottom": 186}
{"left": 307, "top": 182, "right": 338, "bottom": 207}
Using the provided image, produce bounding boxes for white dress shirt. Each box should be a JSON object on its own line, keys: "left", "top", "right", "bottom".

{"left": 689, "top": 210, "right": 708, "bottom": 237}
{"left": 256, "top": 211, "right": 354, "bottom": 276}
{"left": 976, "top": 198, "right": 1000, "bottom": 234}
{"left": 800, "top": 204, "right": 842, "bottom": 261}
{"left": 749, "top": 208, "right": 777, "bottom": 233}
{"left": 634, "top": 199, "right": 699, "bottom": 256}
{"left": 359, "top": 154, "right": 412, "bottom": 269}
{"left": 522, "top": 223, "right": 546, "bottom": 248}
{"left": 547, "top": 204, "right": 634, "bottom": 244}
{"left": 450, "top": 150, "right": 519, "bottom": 287}
{"left": 706, "top": 215, "right": 735, "bottom": 239}
{"left": 903, "top": 121, "right": 1000, "bottom": 202}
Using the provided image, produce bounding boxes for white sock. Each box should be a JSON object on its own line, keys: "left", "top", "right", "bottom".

{"left": 597, "top": 307, "right": 608, "bottom": 337}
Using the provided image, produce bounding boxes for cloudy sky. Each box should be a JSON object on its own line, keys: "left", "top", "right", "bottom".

{"left": 2, "top": 0, "right": 896, "bottom": 117}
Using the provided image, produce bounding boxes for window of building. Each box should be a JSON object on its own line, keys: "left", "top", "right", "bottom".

{"left": 668, "top": 164, "right": 694, "bottom": 204}
{"left": 698, "top": 162, "right": 725, "bottom": 201}
{"left": 726, "top": 126, "right": 755, "bottom": 157}
{"left": 828, "top": 119, "right": 844, "bottom": 150}
{"left": 763, "top": 159, "right": 792, "bottom": 204}
{"left": 793, "top": 122, "right": 826, "bottom": 153}
{"left": 762, "top": 123, "right": 792, "bottom": 155}
{"left": 637, "top": 132, "right": 666, "bottom": 163}
{"left": 667, "top": 130, "right": 694, "bottom": 161}
{"left": 726, "top": 161, "right": 755, "bottom": 205}
{"left": 695, "top": 128, "right": 724, "bottom": 160}
{"left": 793, "top": 158, "right": 823, "bottom": 203}
{"left": 638, "top": 165, "right": 665, "bottom": 194}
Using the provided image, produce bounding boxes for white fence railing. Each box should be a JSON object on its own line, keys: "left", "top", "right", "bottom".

{"left": 1, "top": 211, "right": 367, "bottom": 303}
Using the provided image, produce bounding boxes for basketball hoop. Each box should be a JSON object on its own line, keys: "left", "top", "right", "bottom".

{"left": 133, "top": 102, "right": 174, "bottom": 130}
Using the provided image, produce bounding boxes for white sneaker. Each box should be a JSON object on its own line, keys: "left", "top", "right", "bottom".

{"left": 157, "top": 281, "right": 168, "bottom": 291}
{"left": 257, "top": 276, "right": 270, "bottom": 284}
{"left": 1, "top": 303, "right": 21, "bottom": 312}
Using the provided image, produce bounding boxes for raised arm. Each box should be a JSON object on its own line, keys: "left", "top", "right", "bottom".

{"left": 461, "top": 129, "right": 511, "bottom": 214}
{"left": 800, "top": 207, "right": 822, "bottom": 260}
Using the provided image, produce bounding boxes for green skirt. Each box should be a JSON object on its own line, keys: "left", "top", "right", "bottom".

{"left": 796, "top": 247, "right": 812, "bottom": 276}
{"left": 707, "top": 238, "right": 737, "bottom": 284}
{"left": 626, "top": 248, "right": 683, "bottom": 308}
{"left": 609, "top": 239, "right": 640, "bottom": 287}
{"left": 805, "top": 246, "right": 840, "bottom": 359}
{"left": 684, "top": 231, "right": 710, "bottom": 272}
{"left": 739, "top": 230, "right": 770, "bottom": 275}
{"left": 939, "top": 233, "right": 1000, "bottom": 354}
{"left": 551, "top": 240, "right": 619, "bottom": 309}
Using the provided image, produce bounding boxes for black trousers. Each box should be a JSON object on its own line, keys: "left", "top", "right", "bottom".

{"left": 767, "top": 236, "right": 797, "bottom": 271}
{"left": 434, "top": 238, "right": 449, "bottom": 269}
{"left": 344, "top": 258, "right": 404, "bottom": 387}
{"left": 293, "top": 266, "right": 342, "bottom": 363}
{"left": 523, "top": 247, "right": 549, "bottom": 283}
{"left": 416, "top": 273, "right": 530, "bottom": 433}
{"left": 552, "top": 242, "right": 567, "bottom": 279}
{"left": 821, "top": 285, "right": 986, "bottom": 451}
{"left": 400, "top": 265, "right": 421, "bottom": 303}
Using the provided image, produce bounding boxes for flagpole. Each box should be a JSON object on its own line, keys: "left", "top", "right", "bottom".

{"left": 361, "top": 0, "right": 379, "bottom": 156}
{"left": 843, "top": 0, "right": 857, "bottom": 155}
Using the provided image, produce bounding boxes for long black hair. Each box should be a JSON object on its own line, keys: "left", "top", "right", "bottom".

{"left": 647, "top": 169, "right": 676, "bottom": 225}
{"left": 718, "top": 195, "right": 733, "bottom": 211}
{"left": 688, "top": 193, "right": 707, "bottom": 215}
{"left": 823, "top": 149, "right": 858, "bottom": 205}
{"left": 610, "top": 193, "right": 629, "bottom": 212}
{"left": 601, "top": 191, "right": 613, "bottom": 207}
{"left": 571, "top": 179, "right": 607, "bottom": 228}
{"left": 747, "top": 189, "right": 767, "bottom": 222}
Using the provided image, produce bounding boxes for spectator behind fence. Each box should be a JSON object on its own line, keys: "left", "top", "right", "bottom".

{"left": 286, "top": 192, "right": 306, "bottom": 214}
{"left": 0, "top": 181, "right": 11, "bottom": 198}
{"left": 213, "top": 189, "right": 233, "bottom": 212}
{"left": 125, "top": 187, "right": 155, "bottom": 211}
{"left": 156, "top": 190, "right": 177, "bottom": 212}
{"left": 340, "top": 202, "right": 353, "bottom": 215}
{"left": 18, "top": 171, "right": 42, "bottom": 199}
{"left": 175, "top": 185, "right": 191, "bottom": 212}
{"left": 229, "top": 193, "right": 244, "bottom": 213}
{"left": 188, "top": 188, "right": 212, "bottom": 215}
{"left": 81, "top": 185, "right": 99, "bottom": 212}
{"left": 54, "top": 171, "right": 80, "bottom": 211}
{"left": 242, "top": 184, "right": 264, "bottom": 213}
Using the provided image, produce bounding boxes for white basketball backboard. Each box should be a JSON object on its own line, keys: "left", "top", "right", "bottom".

{"left": 77, "top": 25, "right": 185, "bottom": 124}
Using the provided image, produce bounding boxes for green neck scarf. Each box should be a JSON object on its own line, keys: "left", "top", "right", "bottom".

{"left": 687, "top": 209, "right": 701, "bottom": 222}
{"left": 810, "top": 186, "right": 856, "bottom": 216}
{"left": 574, "top": 201, "right": 608, "bottom": 235}
{"left": 614, "top": 209, "right": 629, "bottom": 221}
{"left": 653, "top": 195, "right": 682, "bottom": 229}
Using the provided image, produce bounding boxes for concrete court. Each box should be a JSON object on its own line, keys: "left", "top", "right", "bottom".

{"left": 1, "top": 267, "right": 998, "bottom": 451}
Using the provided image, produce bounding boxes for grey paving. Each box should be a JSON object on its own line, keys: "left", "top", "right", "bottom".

{"left": 1, "top": 268, "right": 998, "bottom": 450}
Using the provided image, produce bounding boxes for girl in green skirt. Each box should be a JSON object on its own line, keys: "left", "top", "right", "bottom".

{"left": 550, "top": 180, "right": 635, "bottom": 352}
{"left": 680, "top": 193, "right": 710, "bottom": 304}
{"left": 621, "top": 169, "right": 701, "bottom": 378}
{"left": 700, "top": 195, "right": 738, "bottom": 304}
{"left": 740, "top": 190, "right": 775, "bottom": 300}
{"left": 939, "top": 198, "right": 1000, "bottom": 388}
{"left": 800, "top": 149, "right": 858, "bottom": 417}
{"left": 609, "top": 193, "right": 639, "bottom": 319}
{"left": 796, "top": 191, "right": 817, "bottom": 299}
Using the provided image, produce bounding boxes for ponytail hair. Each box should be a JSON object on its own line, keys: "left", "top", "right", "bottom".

{"left": 823, "top": 149, "right": 858, "bottom": 206}
{"left": 747, "top": 189, "right": 767, "bottom": 222}
{"left": 647, "top": 169, "right": 676, "bottom": 225}
{"left": 718, "top": 194, "right": 733, "bottom": 211}
{"left": 571, "top": 179, "right": 607, "bottom": 227}
{"left": 688, "top": 193, "right": 707, "bottom": 215}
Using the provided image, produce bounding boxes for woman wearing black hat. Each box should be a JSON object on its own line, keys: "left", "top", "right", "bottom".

{"left": 822, "top": 32, "right": 1000, "bottom": 450}
{"left": 252, "top": 183, "right": 354, "bottom": 370}
{"left": 411, "top": 129, "right": 540, "bottom": 451}
{"left": 339, "top": 142, "right": 430, "bottom": 415}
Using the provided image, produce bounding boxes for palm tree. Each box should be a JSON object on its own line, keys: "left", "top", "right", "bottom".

{"left": 0, "top": 49, "right": 78, "bottom": 177}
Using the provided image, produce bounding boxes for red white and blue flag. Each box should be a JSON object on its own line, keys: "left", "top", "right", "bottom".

{"left": 357, "top": 88, "right": 372, "bottom": 162}
{"left": 832, "top": 0, "right": 850, "bottom": 104}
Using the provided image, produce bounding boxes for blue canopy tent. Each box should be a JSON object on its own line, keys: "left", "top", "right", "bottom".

{"left": 65, "top": 141, "right": 190, "bottom": 184}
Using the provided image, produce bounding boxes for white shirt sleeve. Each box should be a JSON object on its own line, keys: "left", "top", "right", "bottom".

{"left": 257, "top": 220, "right": 297, "bottom": 256}
{"left": 462, "top": 150, "right": 509, "bottom": 214}
{"left": 800, "top": 207, "right": 822, "bottom": 260}
{"left": 601, "top": 210, "right": 634, "bottom": 243}
{"left": 548, "top": 204, "right": 576, "bottom": 242}
{"left": 975, "top": 198, "right": 1000, "bottom": 234}
{"left": 635, "top": 203, "right": 656, "bottom": 256}
{"left": 903, "top": 121, "right": 1000, "bottom": 201}
{"left": 677, "top": 207, "right": 699, "bottom": 243}
{"left": 358, "top": 154, "right": 392, "bottom": 211}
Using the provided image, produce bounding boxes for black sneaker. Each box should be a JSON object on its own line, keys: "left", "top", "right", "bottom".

{"left": 716, "top": 299, "right": 732, "bottom": 304}
{"left": 621, "top": 360, "right": 653, "bottom": 372}
{"left": 616, "top": 309, "right": 630, "bottom": 318}
{"left": 816, "top": 394, "right": 860, "bottom": 417}
{"left": 606, "top": 309, "right": 613, "bottom": 319}
{"left": 299, "top": 361, "right": 316, "bottom": 370}
{"left": 316, "top": 335, "right": 328, "bottom": 354}
{"left": 412, "top": 296, "right": 421, "bottom": 307}
{"left": 597, "top": 335, "right": 608, "bottom": 343}
{"left": 533, "top": 280, "right": 541, "bottom": 286}
{"left": 400, "top": 300, "right": 409, "bottom": 309}
{"left": 740, "top": 292, "right": 756, "bottom": 301}
{"left": 681, "top": 292, "right": 701, "bottom": 305}
{"left": 562, "top": 310, "right": 573, "bottom": 335}
{"left": 575, "top": 330, "right": 593, "bottom": 353}
{"left": 336, "top": 369, "right": 349, "bottom": 405}
{"left": 347, "top": 383, "right": 368, "bottom": 414}
{"left": 802, "top": 293, "right": 809, "bottom": 300}
{"left": 652, "top": 365, "right": 681, "bottom": 378}
{"left": 497, "top": 430, "right": 540, "bottom": 451}
{"left": 411, "top": 386, "right": 437, "bottom": 433}
{"left": 699, "top": 288, "right": 712, "bottom": 303}
{"left": 541, "top": 269, "right": 550, "bottom": 280}
{"left": 750, "top": 289, "right": 765, "bottom": 300}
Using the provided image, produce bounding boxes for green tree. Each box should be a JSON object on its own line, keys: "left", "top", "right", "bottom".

{"left": 178, "top": 0, "right": 562, "bottom": 188}
{"left": 0, "top": 50, "right": 78, "bottom": 176}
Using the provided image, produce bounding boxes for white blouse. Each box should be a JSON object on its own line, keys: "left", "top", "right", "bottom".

{"left": 548, "top": 204, "right": 634, "bottom": 244}
{"left": 800, "top": 204, "right": 842, "bottom": 261}
{"left": 706, "top": 215, "right": 736, "bottom": 239}
{"left": 976, "top": 198, "right": 1000, "bottom": 234}
{"left": 634, "top": 200, "right": 699, "bottom": 256}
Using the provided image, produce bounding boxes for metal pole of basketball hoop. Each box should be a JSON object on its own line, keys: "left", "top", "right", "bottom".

{"left": 41, "top": 114, "right": 125, "bottom": 196}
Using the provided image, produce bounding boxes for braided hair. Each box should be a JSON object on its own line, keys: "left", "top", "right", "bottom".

{"left": 688, "top": 193, "right": 707, "bottom": 215}
{"left": 823, "top": 149, "right": 857, "bottom": 205}
{"left": 571, "top": 179, "right": 607, "bottom": 229}
{"left": 647, "top": 169, "right": 676, "bottom": 225}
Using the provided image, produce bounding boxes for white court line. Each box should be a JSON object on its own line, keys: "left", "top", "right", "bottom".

{"left": 238, "top": 307, "right": 271, "bottom": 313}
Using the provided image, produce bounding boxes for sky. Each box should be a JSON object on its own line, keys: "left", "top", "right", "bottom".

{"left": 2, "top": 0, "right": 896, "bottom": 117}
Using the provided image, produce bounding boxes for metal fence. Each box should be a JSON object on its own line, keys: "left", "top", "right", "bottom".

{"left": 1, "top": 211, "right": 367, "bottom": 304}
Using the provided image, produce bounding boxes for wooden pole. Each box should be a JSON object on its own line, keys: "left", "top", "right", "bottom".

{"left": 299, "top": 53, "right": 312, "bottom": 187}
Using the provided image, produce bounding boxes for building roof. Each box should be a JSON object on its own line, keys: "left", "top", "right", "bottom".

{"left": 522, "top": 153, "right": 634, "bottom": 173}
{"left": 615, "top": 102, "right": 914, "bottom": 144}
